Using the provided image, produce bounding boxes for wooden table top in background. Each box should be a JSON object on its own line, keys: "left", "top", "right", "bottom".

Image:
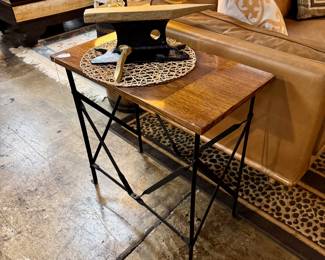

{"left": 51, "top": 33, "right": 274, "bottom": 135}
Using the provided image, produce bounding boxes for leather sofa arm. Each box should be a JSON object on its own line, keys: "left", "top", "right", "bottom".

{"left": 167, "top": 21, "right": 325, "bottom": 83}
{"left": 167, "top": 21, "right": 325, "bottom": 185}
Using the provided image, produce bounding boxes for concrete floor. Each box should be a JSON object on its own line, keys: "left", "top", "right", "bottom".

{"left": 0, "top": 42, "right": 299, "bottom": 259}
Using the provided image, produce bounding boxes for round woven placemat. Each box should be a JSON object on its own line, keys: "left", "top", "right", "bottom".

{"left": 80, "top": 39, "right": 196, "bottom": 88}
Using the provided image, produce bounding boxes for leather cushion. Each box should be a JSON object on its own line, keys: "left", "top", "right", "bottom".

{"left": 174, "top": 10, "right": 325, "bottom": 63}
{"left": 286, "top": 17, "right": 325, "bottom": 47}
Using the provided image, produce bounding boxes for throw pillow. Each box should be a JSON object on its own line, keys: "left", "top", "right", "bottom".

{"left": 297, "top": 0, "right": 325, "bottom": 19}
{"left": 218, "top": 0, "right": 288, "bottom": 35}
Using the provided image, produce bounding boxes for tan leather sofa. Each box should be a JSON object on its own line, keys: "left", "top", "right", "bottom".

{"left": 163, "top": 0, "right": 325, "bottom": 186}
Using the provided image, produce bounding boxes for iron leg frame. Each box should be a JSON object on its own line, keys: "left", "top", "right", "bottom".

{"left": 66, "top": 69, "right": 143, "bottom": 188}
{"left": 67, "top": 70, "right": 98, "bottom": 185}
{"left": 135, "top": 104, "right": 143, "bottom": 153}
{"left": 66, "top": 69, "right": 255, "bottom": 259}
{"left": 189, "top": 134, "right": 200, "bottom": 260}
{"left": 159, "top": 98, "right": 255, "bottom": 259}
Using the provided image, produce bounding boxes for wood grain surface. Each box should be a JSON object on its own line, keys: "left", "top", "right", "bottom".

{"left": 83, "top": 4, "right": 214, "bottom": 23}
{"left": 12, "top": 0, "right": 93, "bottom": 22}
{"left": 51, "top": 34, "right": 274, "bottom": 134}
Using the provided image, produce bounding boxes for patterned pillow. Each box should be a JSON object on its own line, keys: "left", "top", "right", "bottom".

{"left": 218, "top": 0, "right": 288, "bottom": 35}
{"left": 297, "top": 0, "right": 325, "bottom": 19}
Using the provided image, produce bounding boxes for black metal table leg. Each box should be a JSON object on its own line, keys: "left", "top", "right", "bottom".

{"left": 92, "top": 96, "right": 122, "bottom": 164}
{"left": 232, "top": 96, "right": 255, "bottom": 217}
{"left": 66, "top": 69, "right": 98, "bottom": 185}
{"left": 135, "top": 104, "right": 143, "bottom": 153}
{"left": 189, "top": 134, "right": 200, "bottom": 260}
{"left": 156, "top": 114, "right": 182, "bottom": 157}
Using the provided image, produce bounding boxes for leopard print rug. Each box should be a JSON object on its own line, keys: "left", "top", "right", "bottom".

{"left": 127, "top": 112, "right": 325, "bottom": 254}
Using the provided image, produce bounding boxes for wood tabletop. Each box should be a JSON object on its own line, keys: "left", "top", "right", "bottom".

{"left": 51, "top": 33, "right": 274, "bottom": 135}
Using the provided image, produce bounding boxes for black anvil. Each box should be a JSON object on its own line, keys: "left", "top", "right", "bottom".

{"left": 112, "top": 20, "right": 187, "bottom": 63}
{"left": 84, "top": 4, "right": 213, "bottom": 64}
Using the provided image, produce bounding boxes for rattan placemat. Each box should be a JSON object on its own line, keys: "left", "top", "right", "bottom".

{"left": 80, "top": 39, "right": 196, "bottom": 88}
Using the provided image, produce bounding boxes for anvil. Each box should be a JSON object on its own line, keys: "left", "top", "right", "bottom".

{"left": 84, "top": 4, "right": 214, "bottom": 64}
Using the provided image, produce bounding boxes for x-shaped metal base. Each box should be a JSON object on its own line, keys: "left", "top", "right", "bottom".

{"left": 66, "top": 69, "right": 255, "bottom": 259}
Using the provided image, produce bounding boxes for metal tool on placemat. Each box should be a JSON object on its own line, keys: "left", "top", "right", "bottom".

{"left": 91, "top": 46, "right": 131, "bottom": 82}
{"left": 114, "top": 45, "right": 132, "bottom": 82}
{"left": 91, "top": 48, "right": 120, "bottom": 64}
{"left": 84, "top": 3, "right": 213, "bottom": 81}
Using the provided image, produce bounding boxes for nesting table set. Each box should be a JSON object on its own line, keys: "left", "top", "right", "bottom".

{"left": 51, "top": 33, "right": 273, "bottom": 259}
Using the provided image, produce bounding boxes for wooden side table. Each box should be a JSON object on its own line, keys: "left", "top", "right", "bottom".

{"left": 51, "top": 34, "right": 274, "bottom": 259}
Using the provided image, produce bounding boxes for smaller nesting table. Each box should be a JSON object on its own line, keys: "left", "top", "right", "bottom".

{"left": 51, "top": 33, "right": 274, "bottom": 259}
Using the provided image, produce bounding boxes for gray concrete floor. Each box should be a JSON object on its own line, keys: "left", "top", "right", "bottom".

{"left": 0, "top": 42, "right": 299, "bottom": 259}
